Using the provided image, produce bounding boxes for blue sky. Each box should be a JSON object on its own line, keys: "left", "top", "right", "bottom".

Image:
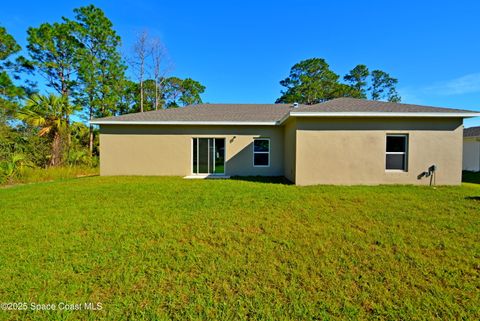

{"left": 2, "top": 0, "right": 480, "bottom": 126}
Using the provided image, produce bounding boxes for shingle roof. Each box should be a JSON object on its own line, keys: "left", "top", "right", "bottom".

{"left": 92, "top": 104, "right": 297, "bottom": 123}
{"left": 294, "top": 97, "right": 476, "bottom": 113}
{"left": 91, "top": 98, "right": 479, "bottom": 125}
{"left": 464, "top": 126, "right": 480, "bottom": 137}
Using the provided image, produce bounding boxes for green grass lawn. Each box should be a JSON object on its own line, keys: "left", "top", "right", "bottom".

{"left": 0, "top": 177, "right": 479, "bottom": 320}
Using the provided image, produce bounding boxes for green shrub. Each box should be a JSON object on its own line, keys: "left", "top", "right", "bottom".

{"left": 66, "top": 148, "right": 94, "bottom": 166}
{"left": 2, "top": 165, "right": 98, "bottom": 185}
{"left": 0, "top": 154, "right": 32, "bottom": 184}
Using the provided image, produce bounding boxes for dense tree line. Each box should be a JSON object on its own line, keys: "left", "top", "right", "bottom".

{"left": 0, "top": 5, "right": 206, "bottom": 182}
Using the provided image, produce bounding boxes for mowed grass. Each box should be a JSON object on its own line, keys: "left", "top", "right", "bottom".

{"left": 0, "top": 177, "right": 479, "bottom": 320}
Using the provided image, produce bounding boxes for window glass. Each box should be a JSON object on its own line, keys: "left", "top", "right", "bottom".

{"left": 192, "top": 138, "right": 197, "bottom": 173}
{"left": 253, "top": 139, "right": 270, "bottom": 166}
{"left": 386, "top": 136, "right": 406, "bottom": 152}
{"left": 254, "top": 139, "right": 269, "bottom": 152}
{"left": 214, "top": 139, "right": 225, "bottom": 174}
{"left": 386, "top": 154, "right": 405, "bottom": 170}
{"left": 254, "top": 153, "right": 269, "bottom": 166}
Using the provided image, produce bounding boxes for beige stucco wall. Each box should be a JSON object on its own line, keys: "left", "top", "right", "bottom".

{"left": 99, "top": 117, "right": 465, "bottom": 185}
{"left": 294, "top": 117, "right": 463, "bottom": 185}
{"left": 463, "top": 137, "right": 480, "bottom": 172}
{"left": 283, "top": 118, "right": 297, "bottom": 183}
{"left": 99, "top": 125, "right": 284, "bottom": 176}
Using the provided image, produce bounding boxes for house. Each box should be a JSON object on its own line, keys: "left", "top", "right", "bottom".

{"left": 463, "top": 126, "right": 480, "bottom": 172}
{"left": 91, "top": 98, "right": 480, "bottom": 185}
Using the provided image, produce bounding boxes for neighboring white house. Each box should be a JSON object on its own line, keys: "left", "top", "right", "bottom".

{"left": 463, "top": 126, "right": 480, "bottom": 172}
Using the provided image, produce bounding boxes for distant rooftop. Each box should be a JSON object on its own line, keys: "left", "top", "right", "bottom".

{"left": 464, "top": 126, "right": 480, "bottom": 137}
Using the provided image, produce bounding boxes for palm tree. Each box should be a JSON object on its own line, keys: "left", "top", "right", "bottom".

{"left": 17, "top": 94, "right": 79, "bottom": 166}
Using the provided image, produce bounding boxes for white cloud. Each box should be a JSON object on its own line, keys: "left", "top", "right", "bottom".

{"left": 426, "top": 73, "right": 480, "bottom": 95}
{"left": 397, "top": 73, "right": 480, "bottom": 104}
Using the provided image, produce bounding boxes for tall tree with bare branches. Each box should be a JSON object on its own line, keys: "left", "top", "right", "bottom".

{"left": 151, "top": 38, "right": 170, "bottom": 110}
{"left": 130, "top": 31, "right": 152, "bottom": 112}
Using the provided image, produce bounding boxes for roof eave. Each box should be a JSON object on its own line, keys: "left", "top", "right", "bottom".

{"left": 289, "top": 112, "right": 480, "bottom": 118}
{"left": 90, "top": 120, "right": 279, "bottom": 125}
{"left": 90, "top": 112, "right": 480, "bottom": 126}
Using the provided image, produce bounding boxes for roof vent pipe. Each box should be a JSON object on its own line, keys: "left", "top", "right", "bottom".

{"left": 292, "top": 102, "right": 299, "bottom": 108}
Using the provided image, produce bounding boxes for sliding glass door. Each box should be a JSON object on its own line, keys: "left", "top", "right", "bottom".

{"left": 192, "top": 138, "right": 225, "bottom": 175}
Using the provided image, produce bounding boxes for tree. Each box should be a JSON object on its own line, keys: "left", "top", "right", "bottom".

{"left": 27, "top": 21, "right": 81, "bottom": 145}
{"left": 116, "top": 79, "right": 159, "bottom": 113}
{"left": 27, "top": 22, "right": 80, "bottom": 101}
{"left": 17, "top": 94, "right": 79, "bottom": 166}
{"left": 276, "top": 58, "right": 342, "bottom": 104}
{"left": 0, "top": 122, "right": 51, "bottom": 168}
{"left": 179, "top": 78, "right": 206, "bottom": 106}
{"left": 276, "top": 58, "right": 401, "bottom": 104}
{"left": 0, "top": 26, "right": 30, "bottom": 116}
{"left": 118, "top": 80, "right": 138, "bottom": 114}
{"left": 130, "top": 31, "right": 152, "bottom": 112}
{"left": 129, "top": 32, "right": 171, "bottom": 112}
{"left": 370, "top": 70, "right": 401, "bottom": 102}
{"left": 163, "top": 77, "right": 183, "bottom": 108}
{"left": 0, "top": 26, "right": 20, "bottom": 61}
{"left": 151, "top": 38, "right": 169, "bottom": 110}
{"left": 67, "top": 121, "right": 96, "bottom": 166}
{"left": 142, "top": 79, "right": 162, "bottom": 110}
{"left": 67, "top": 4, "right": 127, "bottom": 154}
{"left": 163, "top": 77, "right": 205, "bottom": 108}
{"left": 344, "top": 64, "right": 369, "bottom": 98}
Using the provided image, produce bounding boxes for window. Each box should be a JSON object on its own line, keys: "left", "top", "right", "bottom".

{"left": 253, "top": 138, "right": 270, "bottom": 167}
{"left": 386, "top": 135, "right": 408, "bottom": 171}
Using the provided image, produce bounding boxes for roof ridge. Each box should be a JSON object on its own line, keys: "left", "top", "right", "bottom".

{"left": 299, "top": 97, "right": 477, "bottom": 113}
{"left": 187, "top": 103, "right": 295, "bottom": 106}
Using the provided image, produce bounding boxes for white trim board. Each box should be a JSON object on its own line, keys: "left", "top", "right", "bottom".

{"left": 90, "top": 120, "right": 278, "bottom": 125}
{"left": 289, "top": 112, "right": 480, "bottom": 118}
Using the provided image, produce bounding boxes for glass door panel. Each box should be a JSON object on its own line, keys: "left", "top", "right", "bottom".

{"left": 192, "top": 138, "right": 198, "bottom": 174}
{"left": 214, "top": 139, "right": 225, "bottom": 174}
{"left": 192, "top": 138, "right": 225, "bottom": 175}
{"left": 198, "top": 138, "right": 209, "bottom": 173}
{"left": 209, "top": 139, "right": 215, "bottom": 173}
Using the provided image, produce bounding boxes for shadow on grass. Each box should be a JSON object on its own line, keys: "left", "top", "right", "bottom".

{"left": 75, "top": 174, "right": 100, "bottom": 179}
{"left": 230, "top": 176, "right": 293, "bottom": 185}
{"left": 462, "top": 171, "right": 480, "bottom": 184}
{"left": 465, "top": 196, "right": 480, "bottom": 201}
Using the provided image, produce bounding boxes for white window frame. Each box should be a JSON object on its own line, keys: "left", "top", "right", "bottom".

{"left": 385, "top": 134, "right": 408, "bottom": 172}
{"left": 253, "top": 138, "right": 270, "bottom": 167}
